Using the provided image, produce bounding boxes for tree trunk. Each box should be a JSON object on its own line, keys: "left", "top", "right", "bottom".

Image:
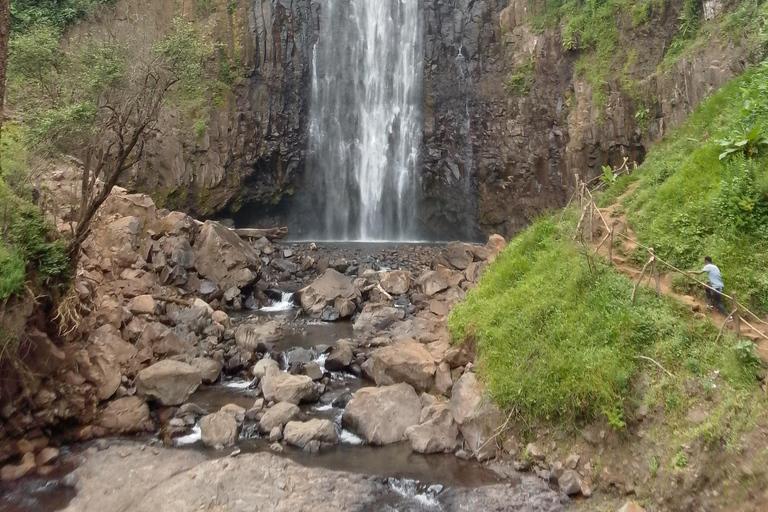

{"left": 0, "top": 0, "right": 11, "bottom": 164}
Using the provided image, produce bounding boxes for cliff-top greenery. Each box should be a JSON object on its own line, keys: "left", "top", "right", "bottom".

{"left": 526, "top": 0, "right": 768, "bottom": 110}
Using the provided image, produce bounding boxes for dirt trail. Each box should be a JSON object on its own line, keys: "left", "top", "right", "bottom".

{"left": 586, "top": 183, "right": 768, "bottom": 363}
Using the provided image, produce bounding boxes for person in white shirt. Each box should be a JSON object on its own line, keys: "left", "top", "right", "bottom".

{"left": 697, "top": 256, "right": 728, "bottom": 316}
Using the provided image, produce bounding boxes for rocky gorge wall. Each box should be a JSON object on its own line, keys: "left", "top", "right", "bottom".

{"left": 92, "top": 0, "right": 751, "bottom": 239}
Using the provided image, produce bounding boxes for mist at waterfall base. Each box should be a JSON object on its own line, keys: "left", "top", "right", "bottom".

{"left": 297, "top": 0, "right": 424, "bottom": 242}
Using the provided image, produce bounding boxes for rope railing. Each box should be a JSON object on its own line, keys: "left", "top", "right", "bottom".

{"left": 573, "top": 175, "right": 768, "bottom": 342}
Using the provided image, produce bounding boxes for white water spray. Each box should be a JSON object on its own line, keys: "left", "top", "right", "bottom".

{"left": 307, "top": 0, "right": 424, "bottom": 241}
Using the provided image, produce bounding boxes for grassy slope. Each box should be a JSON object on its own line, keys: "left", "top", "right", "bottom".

{"left": 449, "top": 61, "right": 768, "bottom": 442}
{"left": 622, "top": 63, "right": 768, "bottom": 312}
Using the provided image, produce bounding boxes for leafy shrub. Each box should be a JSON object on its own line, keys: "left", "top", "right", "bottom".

{"left": 508, "top": 57, "right": 535, "bottom": 95}
{"left": 0, "top": 246, "right": 25, "bottom": 300}
{"left": 10, "top": 0, "right": 110, "bottom": 32}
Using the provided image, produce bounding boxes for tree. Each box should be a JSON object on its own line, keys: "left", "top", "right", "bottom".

{"left": 11, "top": 18, "right": 210, "bottom": 258}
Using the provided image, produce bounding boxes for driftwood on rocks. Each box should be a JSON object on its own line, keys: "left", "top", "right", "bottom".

{"left": 234, "top": 227, "right": 288, "bottom": 241}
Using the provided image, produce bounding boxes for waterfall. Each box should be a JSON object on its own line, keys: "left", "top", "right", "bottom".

{"left": 307, "top": 0, "right": 424, "bottom": 241}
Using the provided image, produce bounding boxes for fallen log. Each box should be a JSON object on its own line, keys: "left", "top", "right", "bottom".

{"left": 233, "top": 226, "right": 288, "bottom": 241}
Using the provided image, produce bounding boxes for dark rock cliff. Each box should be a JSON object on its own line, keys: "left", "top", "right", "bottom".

{"left": 99, "top": 0, "right": 750, "bottom": 239}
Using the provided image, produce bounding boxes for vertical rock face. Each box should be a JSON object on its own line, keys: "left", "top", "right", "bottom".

{"left": 90, "top": 0, "right": 749, "bottom": 239}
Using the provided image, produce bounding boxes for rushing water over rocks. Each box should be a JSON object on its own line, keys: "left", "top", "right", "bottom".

{"left": 306, "top": 0, "right": 424, "bottom": 241}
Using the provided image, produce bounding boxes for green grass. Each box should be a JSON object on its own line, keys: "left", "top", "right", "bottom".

{"left": 617, "top": 62, "right": 768, "bottom": 312}
{"left": 508, "top": 56, "right": 536, "bottom": 96}
{"left": 448, "top": 212, "right": 759, "bottom": 428}
{"left": 0, "top": 124, "right": 71, "bottom": 302}
{"left": 0, "top": 245, "right": 25, "bottom": 300}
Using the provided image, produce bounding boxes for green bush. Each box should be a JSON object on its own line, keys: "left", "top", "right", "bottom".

{"left": 10, "top": 0, "right": 110, "bottom": 32}
{"left": 0, "top": 246, "right": 25, "bottom": 300}
{"left": 448, "top": 214, "right": 757, "bottom": 427}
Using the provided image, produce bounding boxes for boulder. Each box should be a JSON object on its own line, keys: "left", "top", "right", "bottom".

{"left": 486, "top": 234, "right": 506, "bottom": 261}
{"left": 22, "top": 328, "right": 66, "bottom": 376}
{"left": 199, "top": 411, "right": 238, "bottom": 449}
{"left": 252, "top": 358, "right": 279, "bottom": 379}
{"left": 435, "top": 362, "right": 453, "bottom": 396}
{"left": 302, "top": 361, "right": 323, "bottom": 380}
{"left": 211, "top": 310, "right": 230, "bottom": 327}
{"left": 191, "top": 358, "right": 223, "bottom": 384}
{"left": 342, "top": 383, "right": 422, "bottom": 445}
{"left": 283, "top": 419, "right": 338, "bottom": 449}
{"left": 1, "top": 452, "right": 36, "bottom": 482}
{"left": 334, "top": 298, "right": 356, "bottom": 318}
{"left": 361, "top": 338, "right": 436, "bottom": 392}
{"left": 259, "top": 402, "right": 301, "bottom": 433}
{"left": 137, "top": 322, "right": 189, "bottom": 357}
{"left": 81, "top": 344, "right": 121, "bottom": 401}
{"left": 404, "top": 403, "right": 459, "bottom": 454}
{"left": 450, "top": 373, "right": 502, "bottom": 461}
{"left": 619, "top": 502, "right": 647, "bottom": 512}
{"left": 261, "top": 367, "right": 318, "bottom": 405}
{"left": 35, "top": 447, "right": 60, "bottom": 466}
{"left": 558, "top": 469, "right": 582, "bottom": 495}
{"left": 380, "top": 270, "right": 412, "bottom": 295}
{"left": 194, "top": 221, "right": 261, "bottom": 290}
{"left": 235, "top": 321, "right": 282, "bottom": 352}
{"left": 128, "top": 294, "right": 157, "bottom": 315}
{"left": 415, "top": 271, "right": 450, "bottom": 297}
{"left": 353, "top": 303, "right": 405, "bottom": 332}
{"left": 100, "top": 397, "right": 153, "bottom": 433}
{"left": 443, "top": 242, "right": 474, "bottom": 270}
{"left": 220, "top": 404, "right": 246, "bottom": 423}
{"left": 325, "top": 340, "right": 354, "bottom": 371}
{"left": 135, "top": 360, "right": 202, "bottom": 406}
{"left": 152, "top": 211, "right": 196, "bottom": 239}
{"left": 299, "top": 270, "right": 361, "bottom": 317}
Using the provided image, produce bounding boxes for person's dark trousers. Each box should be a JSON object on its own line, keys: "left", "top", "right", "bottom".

{"left": 705, "top": 286, "right": 728, "bottom": 316}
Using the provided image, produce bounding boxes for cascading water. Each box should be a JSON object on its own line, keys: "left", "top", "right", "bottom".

{"left": 306, "top": 0, "right": 424, "bottom": 241}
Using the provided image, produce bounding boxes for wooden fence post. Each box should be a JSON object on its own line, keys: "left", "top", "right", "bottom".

{"left": 732, "top": 291, "right": 740, "bottom": 335}
{"left": 607, "top": 221, "right": 616, "bottom": 265}
{"left": 650, "top": 248, "right": 661, "bottom": 297}
{"left": 588, "top": 199, "right": 594, "bottom": 242}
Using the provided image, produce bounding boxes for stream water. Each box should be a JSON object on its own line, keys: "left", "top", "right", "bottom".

{"left": 1, "top": 251, "right": 567, "bottom": 511}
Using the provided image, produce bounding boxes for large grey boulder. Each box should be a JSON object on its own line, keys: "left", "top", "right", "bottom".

{"left": 342, "top": 383, "right": 422, "bottom": 445}
{"left": 405, "top": 402, "right": 459, "bottom": 454}
{"left": 353, "top": 303, "right": 405, "bottom": 332}
{"left": 261, "top": 367, "right": 318, "bottom": 405}
{"left": 135, "top": 360, "right": 202, "bottom": 406}
{"left": 450, "top": 372, "right": 502, "bottom": 461}
{"left": 361, "top": 338, "right": 436, "bottom": 392}
{"left": 235, "top": 321, "right": 283, "bottom": 352}
{"left": 259, "top": 402, "right": 301, "bottom": 433}
{"left": 299, "top": 269, "right": 361, "bottom": 317}
{"left": 194, "top": 221, "right": 261, "bottom": 290}
{"left": 100, "top": 397, "right": 153, "bottom": 433}
{"left": 199, "top": 411, "right": 238, "bottom": 449}
{"left": 283, "top": 419, "right": 338, "bottom": 449}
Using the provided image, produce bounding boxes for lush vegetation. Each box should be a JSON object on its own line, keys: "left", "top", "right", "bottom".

{"left": 0, "top": 125, "right": 70, "bottom": 301}
{"left": 619, "top": 61, "right": 768, "bottom": 312}
{"left": 448, "top": 212, "right": 759, "bottom": 428}
{"left": 11, "top": 0, "right": 110, "bottom": 32}
{"left": 450, "top": 56, "right": 768, "bottom": 435}
{"left": 527, "top": 0, "right": 768, "bottom": 111}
